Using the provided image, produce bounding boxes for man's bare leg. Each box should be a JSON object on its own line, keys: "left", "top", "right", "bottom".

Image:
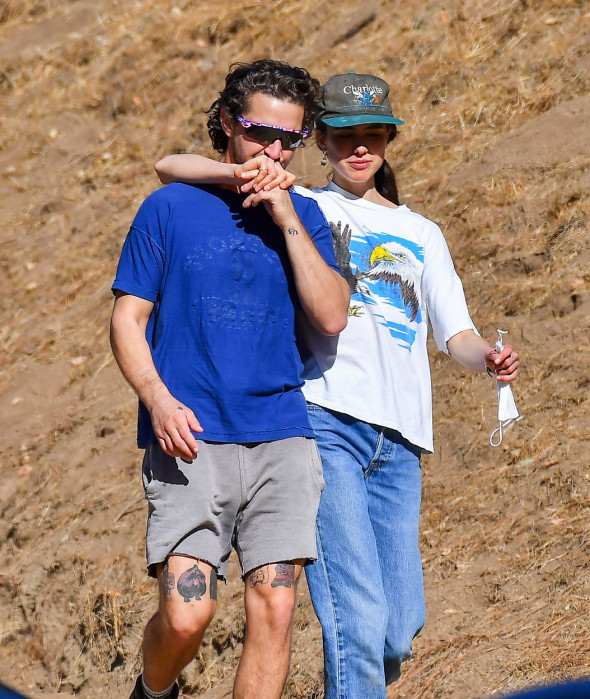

{"left": 142, "top": 555, "right": 218, "bottom": 692}
{"left": 233, "top": 560, "right": 303, "bottom": 699}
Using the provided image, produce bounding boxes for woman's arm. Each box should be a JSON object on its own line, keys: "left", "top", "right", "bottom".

{"left": 155, "top": 154, "right": 239, "bottom": 185}
{"left": 155, "top": 154, "right": 296, "bottom": 191}
{"left": 447, "top": 329, "right": 519, "bottom": 381}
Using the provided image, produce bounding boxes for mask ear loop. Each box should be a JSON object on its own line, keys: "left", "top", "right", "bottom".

{"left": 488, "top": 367, "right": 504, "bottom": 446}
{"left": 490, "top": 422, "right": 503, "bottom": 447}
{"left": 490, "top": 329, "right": 506, "bottom": 447}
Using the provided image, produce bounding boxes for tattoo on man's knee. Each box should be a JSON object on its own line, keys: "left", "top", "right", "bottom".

{"left": 271, "top": 563, "right": 295, "bottom": 588}
{"left": 161, "top": 559, "right": 175, "bottom": 601}
{"left": 177, "top": 563, "right": 207, "bottom": 602}
{"left": 209, "top": 567, "right": 218, "bottom": 601}
{"left": 249, "top": 567, "right": 269, "bottom": 588}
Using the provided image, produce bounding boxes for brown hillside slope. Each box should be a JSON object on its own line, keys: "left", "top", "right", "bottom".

{"left": 0, "top": 1, "right": 588, "bottom": 697}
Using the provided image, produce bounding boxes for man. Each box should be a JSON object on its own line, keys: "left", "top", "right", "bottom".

{"left": 110, "top": 60, "right": 349, "bottom": 699}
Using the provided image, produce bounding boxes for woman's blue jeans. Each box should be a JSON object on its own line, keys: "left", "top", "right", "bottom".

{"left": 306, "top": 403, "right": 425, "bottom": 699}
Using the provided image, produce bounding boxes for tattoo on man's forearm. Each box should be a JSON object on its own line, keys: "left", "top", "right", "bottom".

{"left": 177, "top": 563, "right": 207, "bottom": 602}
{"left": 249, "top": 567, "right": 268, "bottom": 587}
{"left": 287, "top": 227, "right": 299, "bottom": 236}
{"left": 271, "top": 563, "right": 295, "bottom": 588}
{"left": 161, "top": 560, "right": 175, "bottom": 601}
{"left": 177, "top": 406, "right": 184, "bottom": 411}
{"left": 209, "top": 568, "right": 218, "bottom": 601}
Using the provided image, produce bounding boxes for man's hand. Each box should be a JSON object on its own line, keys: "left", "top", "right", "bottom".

{"left": 236, "top": 156, "right": 296, "bottom": 195}
{"left": 110, "top": 292, "right": 204, "bottom": 460}
{"left": 242, "top": 161, "right": 300, "bottom": 229}
{"left": 149, "top": 388, "right": 203, "bottom": 460}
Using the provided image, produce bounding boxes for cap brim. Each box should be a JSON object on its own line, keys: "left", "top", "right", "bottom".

{"left": 321, "top": 114, "right": 404, "bottom": 127}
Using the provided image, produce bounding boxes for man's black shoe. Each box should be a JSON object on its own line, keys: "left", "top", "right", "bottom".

{"left": 129, "top": 676, "right": 179, "bottom": 699}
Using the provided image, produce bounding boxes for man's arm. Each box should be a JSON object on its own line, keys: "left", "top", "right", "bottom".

{"left": 110, "top": 292, "right": 203, "bottom": 458}
{"left": 246, "top": 183, "right": 349, "bottom": 336}
{"left": 447, "top": 329, "right": 519, "bottom": 381}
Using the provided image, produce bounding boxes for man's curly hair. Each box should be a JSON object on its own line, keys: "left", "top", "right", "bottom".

{"left": 207, "top": 59, "right": 320, "bottom": 154}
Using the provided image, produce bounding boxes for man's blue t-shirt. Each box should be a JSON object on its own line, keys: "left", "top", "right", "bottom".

{"left": 112, "top": 183, "right": 340, "bottom": 447}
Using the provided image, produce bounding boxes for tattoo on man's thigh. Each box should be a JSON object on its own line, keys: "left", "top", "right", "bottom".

{"left": 161, "top": 560, "right": 175, "bottom": 601}
{"left": 271, "top": 563, "right": 295, "bottom": 588}
{"left": 249, "top": 567, "right": 269, "bottom": 587}
{"left": 209, "top": 568, "right": 218, "bottom": 601}
{"left": 177, "top": 563, "right": 207, "bottom": 603}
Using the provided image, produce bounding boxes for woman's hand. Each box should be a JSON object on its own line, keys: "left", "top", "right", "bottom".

{"left": 485, "top": 344, "right": 519, "bottom": 382}
{"left": 447, "top": 330, "right": 520, "bottom": 382}
{"left": 236, "top": 156, "right": 297, "bottom": 194}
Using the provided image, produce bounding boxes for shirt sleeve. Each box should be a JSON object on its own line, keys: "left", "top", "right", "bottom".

{"left": 111, "top": 191, "right": 168, "bottom": 301}
{"left": 291, "top": 193, "right": 343, "bottom": 276}
{"left": 422, "top": 220, "right": 478, "bottom": 354}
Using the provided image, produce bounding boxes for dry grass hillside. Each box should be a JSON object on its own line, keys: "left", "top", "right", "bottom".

{"left": 0, "top": 0, "right": 589, "bottom": 697}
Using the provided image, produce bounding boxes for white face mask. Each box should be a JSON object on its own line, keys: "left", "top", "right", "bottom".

{"left": 490, "top": 329, "right": 521, "bottom": 447}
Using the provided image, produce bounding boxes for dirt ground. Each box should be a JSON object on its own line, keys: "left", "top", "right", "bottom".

{"left": 0, "top": 1, "right": 588, "bottom": 697}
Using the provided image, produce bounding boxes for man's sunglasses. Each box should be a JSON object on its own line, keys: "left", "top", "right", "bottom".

{"left": 236, "top": 115, "right": 309, "bottom": 149}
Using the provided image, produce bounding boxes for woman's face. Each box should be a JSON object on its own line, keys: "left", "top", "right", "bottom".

{"left": 319, "top": 123, "right": 392, "bottom": 191}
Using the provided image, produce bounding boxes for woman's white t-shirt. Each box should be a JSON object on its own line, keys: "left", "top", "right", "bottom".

{"left": 295, "top": 181, "right": 477, "bottom": 454}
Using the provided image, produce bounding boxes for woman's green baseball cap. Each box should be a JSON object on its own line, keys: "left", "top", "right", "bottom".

{"left": 318, "top": 72, "right": 404, "bottom": 127}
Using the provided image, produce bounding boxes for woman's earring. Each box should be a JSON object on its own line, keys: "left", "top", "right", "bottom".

{"left": 321, "top": 150, "right": 328, "bottom": 167}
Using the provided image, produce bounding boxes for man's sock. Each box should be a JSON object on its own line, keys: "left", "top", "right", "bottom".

{"left": 141, "top": 674, "right": 176, "bottom": 699}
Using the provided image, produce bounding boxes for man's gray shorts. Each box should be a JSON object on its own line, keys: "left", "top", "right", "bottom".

{"left": 142, "top": 437, "right": 325, "bottom": 578}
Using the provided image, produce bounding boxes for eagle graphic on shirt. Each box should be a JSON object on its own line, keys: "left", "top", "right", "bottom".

{"left": 364, "top": 242, "right": 421, "bottom": 321}
{"left": 330, "top": 220, "right": 423, "bottom": 350}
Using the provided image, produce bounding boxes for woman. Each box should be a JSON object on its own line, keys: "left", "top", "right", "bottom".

{"left": 155, "top": 71, "right": 519, "bottom": 699}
